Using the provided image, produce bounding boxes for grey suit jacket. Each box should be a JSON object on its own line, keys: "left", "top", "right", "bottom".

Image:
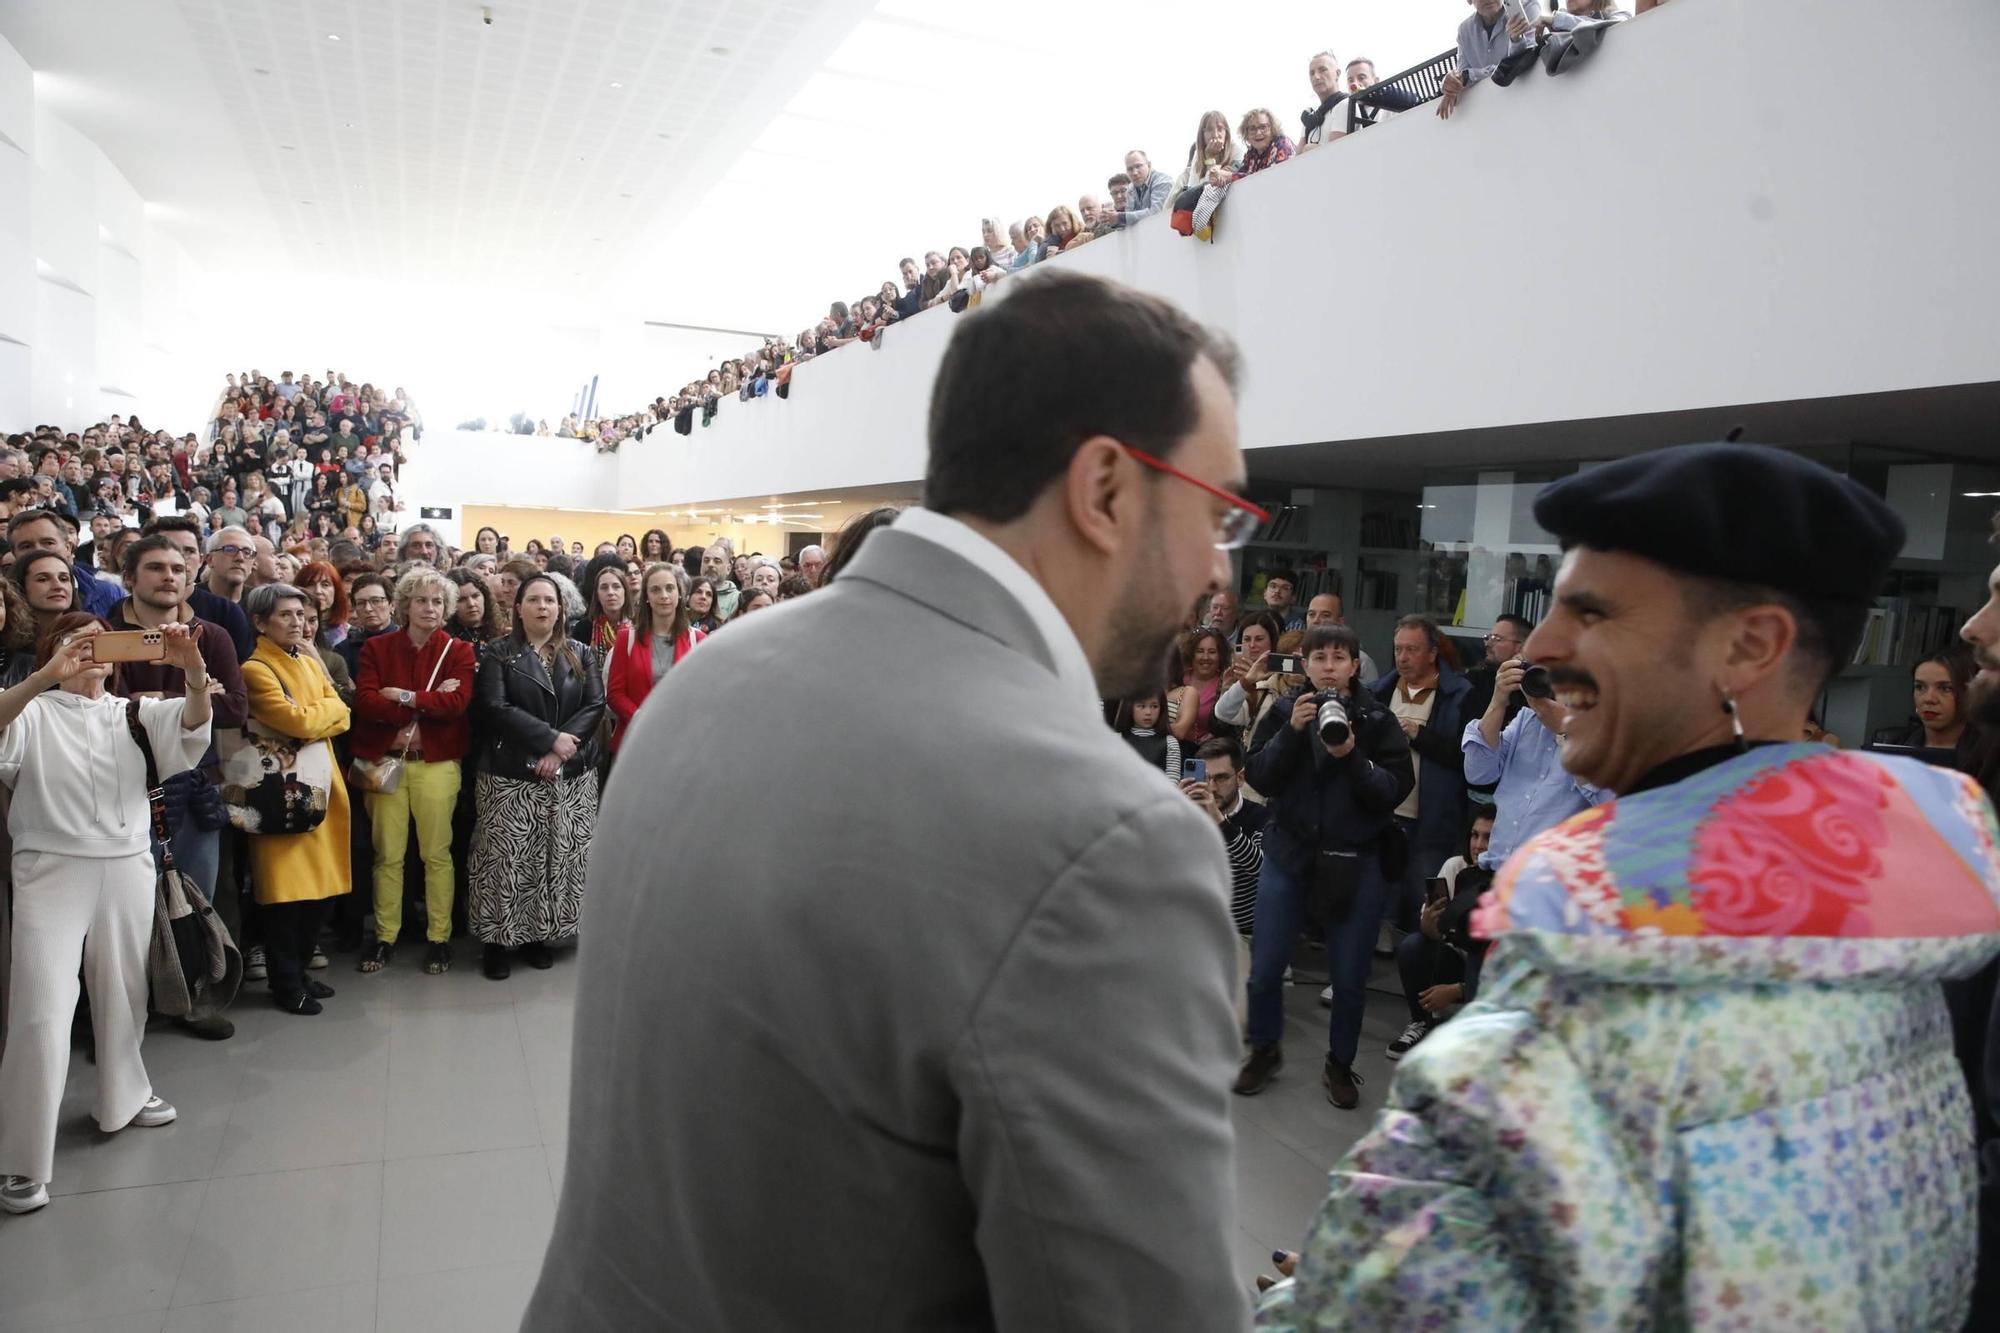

{"left": 525, "top": 524, "right": 1249, "bottom": 1331}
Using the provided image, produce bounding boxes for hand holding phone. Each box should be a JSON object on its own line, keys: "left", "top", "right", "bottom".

{"left": 90, "top": 629, "right": 165, "bottom": 664}
{"left": 1182, "top": 758, "right": 1209, "bottom": 784}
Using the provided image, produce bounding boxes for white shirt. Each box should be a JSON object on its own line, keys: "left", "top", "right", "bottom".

{"left": 892, "top": 508, "right": 1100, "bottom": 715}
{"left": 0, "top": 691, "right": 209, "bottom": 858}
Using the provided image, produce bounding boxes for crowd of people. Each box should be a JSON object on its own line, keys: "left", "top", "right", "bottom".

{"left": 536, "top": 0, "right": 1645, "bottom": 451}
{"left": 0, "top": 442, "right": 889, "bottom": 1214}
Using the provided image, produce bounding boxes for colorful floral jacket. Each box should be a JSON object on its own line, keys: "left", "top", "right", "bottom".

{"left": 1257, "top": 744, "right": 2000, "bottom": 1331}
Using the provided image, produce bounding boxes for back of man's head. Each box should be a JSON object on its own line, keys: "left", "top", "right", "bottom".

{"left": 924, "top": 270, "right": 1239, "bottom": 523}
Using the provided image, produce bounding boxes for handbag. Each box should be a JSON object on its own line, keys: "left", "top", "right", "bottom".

{"left": 224, "top": 661, "right": 334, "bottom": 835}
{"left": 349, "top": 637, "right": 450, "bottom": 795}
{"left": 126, "top": 702, "right": 242, "bottom": 1018}
{"left": 160, "top": 768, "right": 229, "bottom": 833}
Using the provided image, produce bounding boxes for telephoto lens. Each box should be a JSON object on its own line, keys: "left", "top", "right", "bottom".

{"left": 1315, "top": 692, "right": 1351, "bottom": 746}
{"left": 1519, "top": 662, "right": 1554, "bottom": 700}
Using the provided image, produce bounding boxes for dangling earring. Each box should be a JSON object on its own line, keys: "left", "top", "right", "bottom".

{"left": 1720, "top": 688, "right": 1749, "bottom": 754}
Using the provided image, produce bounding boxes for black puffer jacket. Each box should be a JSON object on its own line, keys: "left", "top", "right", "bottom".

{"left": 475, "top": 638, "right": 605, "bottom": 782}
{"left": 1245, "top": 684, "right": 1414, "bottom": 877}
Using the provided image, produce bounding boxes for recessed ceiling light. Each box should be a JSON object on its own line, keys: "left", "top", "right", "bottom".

{"left": 656, "top": 132, "right": 673, "bottom": 139}
{"left": 253, "top": 67, "right": 270, "bottom": 75}
{"left": 343, "top": 122, "right": 354, "bottom": 128}
{"left": 280, "top": 144, "right": 295, "bottom": 151}
{"left": 326, "top": 33, "right": 341, "bottom": 41}
{"left": 618, "top": 191, "right": 632, "bottom": 198}
{"left": 709, "top": 45, "right": 730, "bottom": 56}
{"left": 299, "top": 199, "right": 313, "bottom": 205}
{"left": 610, "top": 81, "right": 623, "bottom": 88}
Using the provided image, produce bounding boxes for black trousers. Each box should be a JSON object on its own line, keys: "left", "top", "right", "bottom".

{"left": 262, "top": 898, "right": 332, "bottom": 999}
{"left": 1395, "top": 930, "right": 1466, "bottom": 1023}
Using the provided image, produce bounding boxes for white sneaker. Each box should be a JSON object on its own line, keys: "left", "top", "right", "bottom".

{"left": 0, "top": 1175, "right": 48, "bottom": 1214}
{"left": 130, "top": 1095, "right": 177, "bottom": 1128}
{"left": 308, "top": 949, "right": 329, "bottom": 971}
{"left": 1318, "top": 985, "right": 1333, "bottom": 1008}
{"left": 244, "top": 945, "right": 267, "bottom": 982}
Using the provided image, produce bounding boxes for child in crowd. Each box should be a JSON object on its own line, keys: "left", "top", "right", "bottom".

{"left": 1115, "top": 688, "right": 1182, "bottom": 779}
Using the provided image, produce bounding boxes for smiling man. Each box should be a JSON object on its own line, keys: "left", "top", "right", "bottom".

{"left": 1259, "top": 443, "right": 2000, "bottom": 1331}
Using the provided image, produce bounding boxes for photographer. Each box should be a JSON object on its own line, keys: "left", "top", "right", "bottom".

{"left": 1461, "top": 655, "right": 1609, "bottom": 876}
{"left": 1235, "top": 625, "right": 1413, "bottom": 1109}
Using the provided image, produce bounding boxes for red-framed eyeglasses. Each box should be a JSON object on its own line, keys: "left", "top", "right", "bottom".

{"left": 1120, "top": 445, "right": 1270, "bottom": 550}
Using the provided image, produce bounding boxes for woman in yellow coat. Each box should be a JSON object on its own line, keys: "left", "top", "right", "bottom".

{"left": 239, "top": 581, "right": 351, "bottom": 1015}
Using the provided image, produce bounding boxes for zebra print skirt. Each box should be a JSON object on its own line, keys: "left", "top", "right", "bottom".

{"left": 468, "top": 770, "right": 598, "bottom": 947}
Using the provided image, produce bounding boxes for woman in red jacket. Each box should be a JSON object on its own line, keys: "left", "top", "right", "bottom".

{"left": 607, "top": 562, "right": 703, "bottom": 752}
{"left": 352, "top": 568, "right": 477, "bottom": 975}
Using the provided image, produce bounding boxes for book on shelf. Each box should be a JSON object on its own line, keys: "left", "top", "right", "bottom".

{"left": 1357, "top": 509, "right": 1417, "bottom": 550}
{"left": 1251, "top": 505, "right": 1304, "bottom": 545}
{"left": 1847, "top": 598, "right": 1960, "bottom": 667}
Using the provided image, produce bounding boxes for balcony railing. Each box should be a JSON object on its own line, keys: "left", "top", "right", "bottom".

{"left": 1346, "top": 49, "right": 1459, "bottom": 132}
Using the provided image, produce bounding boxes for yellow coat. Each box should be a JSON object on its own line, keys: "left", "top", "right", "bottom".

{"left": 242, "top": 638, "right": 352, "bottom": 905}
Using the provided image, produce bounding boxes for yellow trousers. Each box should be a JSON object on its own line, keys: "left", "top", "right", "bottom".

{"left": 367, "top": 758, "right": 462, "bottom": 945}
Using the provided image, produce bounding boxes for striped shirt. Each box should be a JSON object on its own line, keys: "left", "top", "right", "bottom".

{"left": 1218, "top": 795, "right": 1267, "bottom": 936}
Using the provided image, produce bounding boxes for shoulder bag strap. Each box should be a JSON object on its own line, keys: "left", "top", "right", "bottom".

{"left": 395, "top": 637, "right": 452, "bottom": 759}
{"left": 124, "top": 698, "right": 174, "bottom": 869}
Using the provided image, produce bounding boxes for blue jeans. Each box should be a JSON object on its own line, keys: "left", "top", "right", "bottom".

{"left": 1244, "top": 849, "right": 1391, "bottom": 1067}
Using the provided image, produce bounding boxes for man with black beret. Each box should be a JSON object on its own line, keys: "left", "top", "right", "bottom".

{"left": 1258, "top": 443, "right": 2000, "bottom": 1330}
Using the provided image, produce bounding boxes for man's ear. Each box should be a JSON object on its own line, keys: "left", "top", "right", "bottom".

{"left": 1717, "top": 601, "right": 1800, "bottom": 698}
{"left": 1062, "top": 436, "right": 1138, "bottom": 559}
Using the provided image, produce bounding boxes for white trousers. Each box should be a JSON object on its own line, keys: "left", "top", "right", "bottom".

{"left": 0, "top": 849, "right": 156, "bottom": 1185}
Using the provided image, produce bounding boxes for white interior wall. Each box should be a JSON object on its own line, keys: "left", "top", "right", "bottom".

{"left": 412, "top": 0, "right": 2000, "bottom": 515}
{"left": 0, "top": 32, "right": 221, "bottom": 434}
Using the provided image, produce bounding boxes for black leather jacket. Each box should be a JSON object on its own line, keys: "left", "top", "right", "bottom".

{"left": 476, "top": 638, "right": 606, "bottom": 781}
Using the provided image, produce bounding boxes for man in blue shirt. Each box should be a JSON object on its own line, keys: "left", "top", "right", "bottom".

{"left": 1112, "top": 150, "right": 1172, "bottom": 227}
{"left": 1461, "top": 656, "right": 1609, "bottom": 871}
{"left": 1385, "top": 655, "right": 1607, "bottom": 1059}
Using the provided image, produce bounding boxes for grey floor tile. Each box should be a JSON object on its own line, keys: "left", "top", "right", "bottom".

{"left": 211, "top": 1065, "right": 389, "bottom": 1179}
{"left": 376, "top": 1261, "right": 538, "bottom": 1333}
{"left": 1232, "top": 1130, "right": 1335, "bottom": 1257}
{"left": 378, "top": 1145, "right": 553, "bottom": 1279}
{"left": 6, "top": 1313, "right": 167, "bottom": 1333}
{"left": 0, "top": 1181, "right": 203, "bottom": 1333}
{"left": 383, "top": 1005, "right": 538, "bottom": 1160}
{"left": 170, "top": 1162, "right": 382, "bottom": 1309}
{"left": 159, "top": 1281, "right": 375, "bottom": 1333}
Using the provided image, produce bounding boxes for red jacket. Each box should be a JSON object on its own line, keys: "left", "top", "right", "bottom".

{"left": 352, "top": 629, "right": 477, "bottom": 762}
{"left": 606, "top": 624, "right": 704, "bottom": 750}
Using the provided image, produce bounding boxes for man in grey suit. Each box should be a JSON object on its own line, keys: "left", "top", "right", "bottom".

{"left": 526, "top": 270, "right": 1264, "bottom": 1331}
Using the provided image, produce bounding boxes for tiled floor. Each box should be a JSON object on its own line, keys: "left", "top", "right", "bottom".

{"left": 0, "top": 947, "right": 1407, "bottom": 1331}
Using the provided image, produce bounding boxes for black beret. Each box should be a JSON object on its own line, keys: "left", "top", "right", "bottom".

{"left": 1531, "top": 443, "right": 1906, "bottom": 605}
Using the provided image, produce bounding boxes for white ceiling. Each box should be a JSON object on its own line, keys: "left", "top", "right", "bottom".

{"left": 1, "top": 0, "right": 878, "bottom": 300}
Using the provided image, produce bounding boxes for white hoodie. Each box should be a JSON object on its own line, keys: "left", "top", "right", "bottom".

{"left": 0, "top": 691, "right": 209, "bottom": 858}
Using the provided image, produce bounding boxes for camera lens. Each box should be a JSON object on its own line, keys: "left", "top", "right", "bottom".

{"left": 1520, "top": 664, "right": 1554, "bottom": 700}
{"left": 1315, "top": 693, "right": 1351, "bottom": 746}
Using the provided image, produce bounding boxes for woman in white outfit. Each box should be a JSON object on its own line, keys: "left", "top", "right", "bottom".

{"left": 0, "top": 612, "right": 214, "bottom": 1216}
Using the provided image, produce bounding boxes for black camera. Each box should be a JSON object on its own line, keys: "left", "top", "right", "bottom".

{"left": 1313, "top": 691, "right": 1351, "bottom": 746}
{"left": 1517, "top": 659, "right": 1554, "bottom": 701}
